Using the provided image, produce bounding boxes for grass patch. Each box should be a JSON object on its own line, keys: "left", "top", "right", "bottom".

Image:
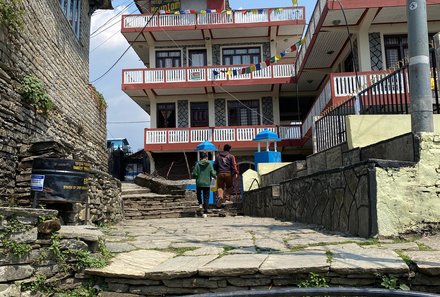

{"left": 395, "top": 250, "right": 413, "bottom": 266}
{"left": 289, "top": 245, "right": 306, "bottom": 252}
{"left": 298, "top": 272, "right": 329, "bottom": 288}
{"left": 358, "top": 238, "right": 380, "bottom": 246}
{"left": 417, "top": 242, "right": 433, "bottom": 251}
{"left": 156, "top": 247, "right": 199, "bottom": 256}
{"left": 325, "top": 250, "right": 333, "bottom": 264}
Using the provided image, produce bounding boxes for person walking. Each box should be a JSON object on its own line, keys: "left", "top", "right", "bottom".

{"left": 192, "top": 152, "right": 216, "bottom": 217}
{"left": 214, "top": 144, "right": 238, "bottom": 207}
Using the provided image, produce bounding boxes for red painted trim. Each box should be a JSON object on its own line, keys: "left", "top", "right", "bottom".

{"left": 122, "top": 64, "right": 295, "bottom": 90}
{"left": 121, "top": 7, "right": 306, "bottom": 33}
{"left": 123, "top": 78, "right": 294, "bottom": 90}
{"left": 143, "top": 125, "right": 302, "bottom": 152}
{"left": 328, "top": 0, "right": 440, "bottom": 10}
{"left": 295, "top": 2, "right": 329, "bottom": 80}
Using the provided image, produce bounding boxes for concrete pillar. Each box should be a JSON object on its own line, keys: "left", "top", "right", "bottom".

{"left": 208, "top": 99, "right": 215, "bottom": 127}
{"left": 149, "top": 46, "right": 155, "bottom": 68}
{"left": 150, "top": 100, "right": 157, "bottom": 128}
{"left": 356, "top": 8, "right": 378, "bottom": 71}
{"left": 272, "top": 96, "right": 280, "bottom": 125}
{"left": 357, "top": 30, "right": 371, "bottom": 71}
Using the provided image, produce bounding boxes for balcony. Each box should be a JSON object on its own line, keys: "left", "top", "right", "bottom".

{"left": 301, "top": 70, "right": 392, "bottom": 138}
{"left": 122, "top": 64, "right": 295, "bottom": 96}
{"left": 144, "top": 125, "right": 302, "bottom": 152}
{"left": 122, "top": 7, "right": 305, "bottom": 32}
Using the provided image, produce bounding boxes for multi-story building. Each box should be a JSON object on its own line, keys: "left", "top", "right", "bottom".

{"left": 121, "top": 0, "right": 440, "bottom": 179}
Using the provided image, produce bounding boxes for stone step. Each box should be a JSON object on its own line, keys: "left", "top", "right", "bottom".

{"left": 122, "top": 193, "right": 186, "bottom": 199}
{"left": 121, "top": 188, "right": 152, "bottom": 195}
{"left": 123, "top": 199, "right": 198, "bottom": 204}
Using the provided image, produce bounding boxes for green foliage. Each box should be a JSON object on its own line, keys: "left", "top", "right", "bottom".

{"left": 0, "top": 0, "right": 24, "bottom": 33}
{"left": 49, "top": 234, "right": 111, "bottom": 272}
{"left": 380, "top": 274, "right": 410, "bottom": 291}
{"left": 0, "top": 215, "right": 32, "bottom": 258}
{"left": 21, "top": 273, "right": 49, "bottom": 294}
{"left": 417, "top": 242, "right": 433, "bottom": 251}
{"left": 98, "top": 239, "right": 112, "bottom": 262}
{"left": 68, "top": 249, "right": 107, "bottom": 270}
{"left": 1, "top": 239, "right": 32, "bottom": 257}
{"left": 56, "top": 285, "right": 100, "bottom": 297}
{"left": 21, "top": 274, "right": 101, "bottom": 297}
{"left": 18, "top": 74, "right": 54, "bottom": 114}
{"left": 395, "top": 250, "right": 412, "bottom": 266}
{"left": 90, "top": 85, "right": 107, "bottom": 111}
{"left": 325, "top": 250, "right": 333, "bottom": 264}
{"left": 298, "top": 272, "right": 329, "bottom": 288}
{"left": 37, "top": 214, "right": 58, "bottom": 223}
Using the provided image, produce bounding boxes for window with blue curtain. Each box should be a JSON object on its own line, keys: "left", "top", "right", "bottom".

{"left": 59, "top": 0, "right": 81, "bottom": 38}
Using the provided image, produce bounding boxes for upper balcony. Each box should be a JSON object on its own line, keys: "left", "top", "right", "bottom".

{"left": 122, "top": 7, "right": 305, "bottom": 34}
{"left": 122, "top": 63, "right": 295, "bottom": 97}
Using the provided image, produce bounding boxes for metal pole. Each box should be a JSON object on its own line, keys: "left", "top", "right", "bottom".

{"left": 407, "top": 0, "right": 434, "bottom": 132}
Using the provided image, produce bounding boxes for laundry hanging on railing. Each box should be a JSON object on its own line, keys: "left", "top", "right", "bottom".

{"left": 212, "top": 38, "right": 306, "bottom": 77}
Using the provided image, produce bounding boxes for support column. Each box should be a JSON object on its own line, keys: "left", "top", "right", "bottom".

{"left": 407, "top": 0, "right": 434, "bottom": 132}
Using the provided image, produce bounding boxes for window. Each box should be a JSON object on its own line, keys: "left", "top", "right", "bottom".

{"left": 190, "top": 102, "right": 209, "bottom": 127}
{"left": 59, "top": 0, "right": 81, "bottom": 38}
{"left": 156, "top": 51, "right": 181, "bottom": 68}
{"left": 222, "top": 47, "right": 261, "bottom": 65}
{"left": 157, "top": 103, "right": 176, "bottom": 128}
{"left": 228, "top": 100, "right": 260, "bottom": 126}
{"left": 384, "top": 35, "right": 408, "bottom": 69}
{"left": 188, "top": 49, "right": 207, "bottom": 67}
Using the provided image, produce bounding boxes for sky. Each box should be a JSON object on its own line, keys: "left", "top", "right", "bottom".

{"left": 89, "top": 0, "right": 316, "bottom": 152}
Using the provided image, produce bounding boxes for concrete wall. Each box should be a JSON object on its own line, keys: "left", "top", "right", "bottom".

{"left": 346, "top": 114, "right": 440, "bottom": 149}
{"left": 0, "top": 1, "right": 121, "bottom": 222}
{"left": 307, "top": 133, "right": 415, "bottom": 175}
{"left": 260, "top": 161, "right": 306, "bottom": 187}
{"left": 375, "top": 133, "right": 440, "bottom": 236}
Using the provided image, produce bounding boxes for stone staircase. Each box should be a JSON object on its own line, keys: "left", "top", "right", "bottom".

{"left": 121, "top": 182, "right": 199, "bottom": 219}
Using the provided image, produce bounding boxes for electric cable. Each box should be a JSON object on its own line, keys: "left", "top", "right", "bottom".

{"left": 90, "top": 0, "right": 134, "bottom": 37}
{"left": 90, "top": 3, "right": 137, "bottom": 40}
{"left": 90, "top": 0, "right": 166, "bottom": 84}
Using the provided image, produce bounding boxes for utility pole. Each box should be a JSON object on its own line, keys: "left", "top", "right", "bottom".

{"left": 407, "top": 0, "right": 434, "bottom": 132}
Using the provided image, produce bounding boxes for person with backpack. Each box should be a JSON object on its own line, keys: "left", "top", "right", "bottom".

{"left": 214, "top": 144, "right": 238, "bottom": 207}
{"left": 192, "top": 152, "right": 216, "bottom": 217}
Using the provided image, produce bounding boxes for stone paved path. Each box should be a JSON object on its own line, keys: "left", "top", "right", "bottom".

{"left": 86, "top": 217, "right": 440, "bottom": 295}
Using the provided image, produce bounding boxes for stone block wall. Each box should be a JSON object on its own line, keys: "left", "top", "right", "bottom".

{"left": 244, "top": 162, "right": 376, "bottom": 238}
{"left": 244, "top": 132, "right": 440, "bottom": 238}
{"left": 0, "top": 0, "right": 120, "bottom": 219}
{"left": 0, "top": 207, "right": 106, "bottom": 295}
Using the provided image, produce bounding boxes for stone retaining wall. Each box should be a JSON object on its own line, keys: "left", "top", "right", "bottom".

{"left": 0, "top": 207, "right": 106, "bottom": 295}
{"left": 243, "top": 133, "right": 440, "bottom": 238}
{"left": 0, "top": 0, "right": 119, "bottom": 219}
{"left": 243, "top": 162, "right": 377, "bottom": 238}
{"left": 97, "top": 265, "right": 439, "bottom": 296}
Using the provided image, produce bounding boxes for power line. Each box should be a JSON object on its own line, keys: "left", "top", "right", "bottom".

{"left": 90, "top": 1, "right": 165, "bottom": 84}
{"left": 91, "top": 4, "right": 137, "bottom": 40}
{"left": 90, "top": 0, "right": 134, "bottom": 38}
{"left": 152, "top": 12, "right": 300, "bottom": 126}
